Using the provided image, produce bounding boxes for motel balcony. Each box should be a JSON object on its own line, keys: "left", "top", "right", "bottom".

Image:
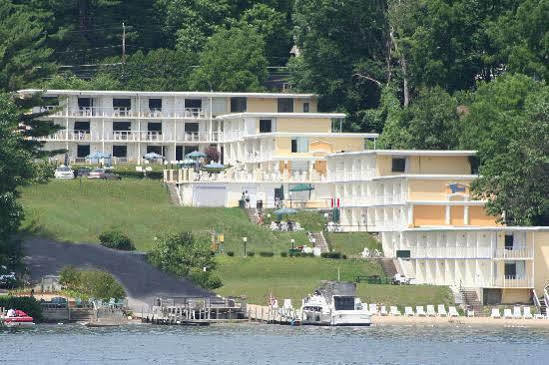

{"left": 491, "top": 276, "right": 534, "bottom": 288}
{"left": 40, "top": 107, "right": 207, "bottom": 119}
{"left": 411, "top": 247, "right": 492, "bottom": 259}
{"left": 40, "top": 131, "right": 221, "bottom": 143}
{"left": 163, "top": 168, "right": 328, "bottom": 184}
{"left": 494, "top": 247, "right": 534, "bottom": 260}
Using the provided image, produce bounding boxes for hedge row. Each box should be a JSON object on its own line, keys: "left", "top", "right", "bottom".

{"left": 0, "top": 296, "right": 43, "bottom": 321}
{"left": 114, "top": 170, "right": 163, "bottom": 180}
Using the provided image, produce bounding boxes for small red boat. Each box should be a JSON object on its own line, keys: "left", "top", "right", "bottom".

{"left": 2, "top": 310, "right": 35, "bottom": 328}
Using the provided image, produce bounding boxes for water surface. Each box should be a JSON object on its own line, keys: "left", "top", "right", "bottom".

{"left": 3, "top": 323, "right": 549, "bottom": 364}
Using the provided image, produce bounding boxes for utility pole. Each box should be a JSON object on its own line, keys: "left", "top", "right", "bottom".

{"left": 122, "top": 22, "right": 126, "bottom": 65}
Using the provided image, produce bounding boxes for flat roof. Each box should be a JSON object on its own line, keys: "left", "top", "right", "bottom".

{"left": 327, "top": 149, "right": 477, "bottom": 158}
{"left": 18, "top": 89, "right": 317, "bottom": 99}
{"left": 244, "top": 132, "right": 379, "bottom": 139}
{"left": 216, "top": 112, "right": 346, "bottom": 120}
{"left": 402, "top": 226, "right": 549, "bottom": 232}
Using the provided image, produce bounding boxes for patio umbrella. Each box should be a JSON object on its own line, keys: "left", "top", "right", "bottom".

{"left": 86, "top": 151, "right": 111, "bottom": 163}
{"left": 186, "top": 150, "right": 206, "bottom": 159}
{"left": 180, "top": 158, "right": 196, "bottom": 167}
{"left": 204, "top": 162, "right": 224, "bottom": 169}
{"left": 274, "top": 207, "right": 297, "bottom": 219}
{"left": 289, "top": 183, "right": 315, "bottom": 199}
{"left": 143, "top": 152, "right": 163, "bottom": 160}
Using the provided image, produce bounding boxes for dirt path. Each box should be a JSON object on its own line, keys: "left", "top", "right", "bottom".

{"left": 23, "top": 236, "right": 213, "bottom": 311}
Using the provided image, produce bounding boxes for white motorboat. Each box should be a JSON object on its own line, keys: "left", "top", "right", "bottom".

{"left": 300, "top": 281, "right": 371, "bottom": 326}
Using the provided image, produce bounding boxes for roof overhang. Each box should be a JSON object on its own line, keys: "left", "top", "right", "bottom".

{"left": 216, "top": 112, "right": 346, "bottom": 120}
{"left": 327, "top": 149, "right": 477, "bottom": 158}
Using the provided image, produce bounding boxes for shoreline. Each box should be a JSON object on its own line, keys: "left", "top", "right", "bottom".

{"left": 371, "top": 315, "right": 549, "bottom": 328}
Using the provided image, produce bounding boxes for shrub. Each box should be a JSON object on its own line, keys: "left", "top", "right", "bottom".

{"left": 280, "top": 252, "right": 288, "bottom": 257}
{"left": 342, "top": 254, "right": 347, "bottom": 260}
{"left": 59, "top": 266, "right": 126, "bottom": 300}
{"left": 227, "top": 251, "right": 234, "bottom": 257}
{"left": 321, "top": 252, "right": 342, "bottom": 259}
{"left": 0, "top": 296, "right": 43, "bottom": 321}
{"left": 98, "top": 230, "right": 135, "bottom": 251}
{"left": 290, "top": 252, "right": 315, "bottom": 258}
{"left": 246, "top": 251, "right": 255, "bottom": 257}
{"left": 189, "top": 269, "right": 223, "bottom": 289}
{"left": 259, "top": 252, "right": 274, "bottom": 257}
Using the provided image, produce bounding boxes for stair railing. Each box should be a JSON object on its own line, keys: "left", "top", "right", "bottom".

{"left": 544, "top": 287, "right": 549, "bottom": 309}
{"left": 533, "top": 289, "right": 542, "bottom": 312}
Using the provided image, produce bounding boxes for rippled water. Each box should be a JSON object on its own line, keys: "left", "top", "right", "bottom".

{"left": 3, "top": 323, "right": 549, "bottom": 364}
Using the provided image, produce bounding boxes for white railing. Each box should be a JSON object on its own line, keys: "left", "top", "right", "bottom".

{"left": 112, "top": 131, "right": 140, "bottom": 141}
{"left": 494, "top": 247, "right": 534, "bottom": 259}
{"left": 71, "top": 130, "right": 92, "bottom": 141}
{"left": 44, "top": 107, "right": 207, "bottom": 119}
{"left": 413, "top": 247, "right": 492, "bottom": 259}
{"left": 492, "top": 276, "right": 533, "bottom": 288}
{"left": 164, "top": 168, "right": 328, "bottom": 184}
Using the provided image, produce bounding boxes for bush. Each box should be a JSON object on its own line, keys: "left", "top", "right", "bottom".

{"left": 59, "top": 266, "right": 126, "bottom": 300}
{"left": 189, "top": 269, "right": 223, "bottom": 289}
{"left": 280, "top": 252, "right": 288, "bottom": 257}
{"left": 246, "top": 251, "right": 255, "bottom": 257}
{"left": 321, "top": 252, "right": 342, "bottom": 259}
{"left": 290, "top": 252, "right": 315, "bottom": 258}
{"left": 227, "top": 251, "right": 234, "bottom": 257}
{"left": 0, "top": 296, "right": 43, "bottom": 321}
{"left": 98, "top": 230, "right": 135, "bottom": 251}
{"left": 259, "top": 252, "right": 274, "bottom": 257}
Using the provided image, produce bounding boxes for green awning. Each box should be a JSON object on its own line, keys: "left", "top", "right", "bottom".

{"left": 289, "top": 183, "right": 314, "bottom": 192}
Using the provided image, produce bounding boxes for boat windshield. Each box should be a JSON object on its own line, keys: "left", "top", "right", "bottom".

{"left": 333, "top": 296, "right": 355, "bottom": 310}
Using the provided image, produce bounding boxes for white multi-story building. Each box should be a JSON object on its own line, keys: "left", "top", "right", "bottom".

{"left": 325, "top": 150, "right": 549, "bottom": 305}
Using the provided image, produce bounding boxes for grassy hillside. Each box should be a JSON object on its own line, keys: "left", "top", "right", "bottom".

{"left": 326, "top": 232, "right": 382, "bottom": 256}
{"left": 20, "top": 179, "right": 308, "bottom": 252}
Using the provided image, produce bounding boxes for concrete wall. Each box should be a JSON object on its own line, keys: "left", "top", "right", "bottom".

{"left": 377, "top": 155, "right": 472, "bottom": 176}
{"left": 469, "top": 206, "right": 499, "bottom": 226}
{"left": 413, "top": 205, "right": 445, "bottom": 226}
{"left": 274, "top": 137, "right": 364, "bottom": 157}
{"left": 501, "top": 289, "right": 531, "bottom": 304}
{"left": 276, "top": 118, "right": 331, "bottom": 133}
{"left": 247, "top": 98, "right": 277, "bottom": 112}
{"left": 534, "top": 231, "right": 549, "bottom": 294}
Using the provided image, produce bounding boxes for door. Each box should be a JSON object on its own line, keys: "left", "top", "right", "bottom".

{"left": 176, "top": 146, "right": 183, "bottom": 161}
{"left": 193, "top": 186, "right": 226, "bottom": 207}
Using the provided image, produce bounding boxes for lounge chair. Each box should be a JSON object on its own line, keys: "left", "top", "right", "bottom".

{"left": 415, "top": 306, "right": 426, "bottom": 317}
{"left": 437, "top": 304, "right": 447, "bottom": 317}
{"left": 369, "top": 303, "right": 378, "bottom": 315}
{"left": 390, "top": 306, "right": 401, "bottom": 316}
{"left": 513, "top": 306, "right": 522, "bottom": 319}
{"left": 467, "top": 309, "right": 474, "bottom": 317}
{"left": 426, "top": 305, "right": 436, "bottom": 317}
{"left": 380, "top": 305, "right": 388, "bottom": 316}
{"left": 503, "top": 308, "right": 513, "bottom": 319}
{"left": 491, "top": 308, "right": 501, "bottom": 318}
{"left": 448, "top": 306, "right": 459, "bottom": 317}
{"left": 523, "top": 307, "right": 533, "bottom": 319}
{"left": 404, "top": 306, "right": 414, "bottom": 316}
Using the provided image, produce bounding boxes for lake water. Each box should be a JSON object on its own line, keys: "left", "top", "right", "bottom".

{"left": 3, "top": 323, "right": 549, "bottom": 364}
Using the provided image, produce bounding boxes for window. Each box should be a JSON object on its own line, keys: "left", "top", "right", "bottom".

{"left": 230, "top": 97, "right": 247, "bottom": 112}
{"left": 396, "top": 250, "right": 411, "bottom": 259}
{"left": 291, "top": 137, "right": 309, "bottom": 153}
{"left": 113, "top": 122, "right": 131, "bottom": 131}
{"left": 504, "top": 262, "right": 517, "bottom": 279}
{"left": 185, "top": 123, "right": 199, "bottom": 133}
{"left": 184, "top": 146, "right": 198, "bottom": 155}
{"left": 74, "top": 121, "right": 90, "bottom": 131}
{"left": 303, "top": 102, "right": 310, "bottom": 113}
{"left": 504, "top": 234, "right": 514, "bottom": 250}
{"left": 259, "top": 119, "right": 272, "bottom": 133}
{"left": 185, "top": 99, "right": 202, "bottom": 109}
{"left": 113, "top": 98, "right": 131, "bottom": 109}
{"left": 147, "top": 146, "right": 163, "bottom": 155}
{"left": 77, "top": 145, "right": 90, "bottom": 158}
{"left": 334, "top": 296, "right": 355, "bottom": 311}
{"left": 149, "top": 99, "right": 162, "bottom": 110}
{"left": 78, "top": 98, "right": 92, "bottom": 108}
{"left": 112, "top": 145, "right": 127, "bottom": 158}
{"left": 43, "top": 96, "right": 59, "bottom": 106}
{"left": 278, "top": 98, "right": 294, "bottom": 112}
{"left": 148, "top": 122, "right": 162, "bottom": 133}
{"left": 392, "top": 157, "right": 406, "bottom": 172}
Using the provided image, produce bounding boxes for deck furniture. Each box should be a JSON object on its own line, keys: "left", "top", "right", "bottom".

{"left": 369, "top": 303, "right": 378, "bottom": 315}
{"left": 380, "top": 305, "right": 388, "bottom": 316}
{"left": 523, "top": 307, "right": 533, "bottom": 319}
{"left": 437, "top": 304, "right": 447, "bottom": 317}
{"left": 503, "top": 308, "right": 513, "bottom": 319}
{"left": 448, "top": 306, "right": 459, "bottom": 317}
{"left": 426, "top": 305, "right": 436, "bottom": 317}
{"left": 415, "top": 306, "right": 426, "bottom": 317}
{"left": 467, "top": 309, "right": 475, "bottom": 317}
{"left": 491, "top": 308, "right": 501, "bottom": 318}
{"left": 404, "top": 306, "right": 414, "bottom": 316}
{"left": 513, "top": 306, "right": 522, "bottom": 319}
{"left": 390, "top": 306, "right": 401, "bottom": 316}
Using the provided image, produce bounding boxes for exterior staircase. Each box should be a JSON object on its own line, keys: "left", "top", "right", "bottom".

{"left": 166, "top": 183, "right": 181, "bottom": 206}
{"left": 378, "top": 258, "right": 398, "bottom": 278}
{"left": 245, "top": 208, "right": 260, "bottom": 224}
{"left": 460, "top": 288, "right": 483, "bottom": 313}
{"left": 311, "top": 232, "right": 329, "bottom": 253}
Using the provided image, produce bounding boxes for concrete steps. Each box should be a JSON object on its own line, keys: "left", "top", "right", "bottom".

{"left": 310, "top": 232, "right": 329, "bottom": 253}
{"left": 378, "top": 258, "right": 397, "bottom": 278}
{"left": 166, "top": 184, "right": 181, "bottom": 206}
{"left": 460, "top": 289, "right": 483, "bottom": 313}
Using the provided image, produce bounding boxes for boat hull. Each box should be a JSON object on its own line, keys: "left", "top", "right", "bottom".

{"left": 301, "top": 310, "right": 371, "bottom": 326}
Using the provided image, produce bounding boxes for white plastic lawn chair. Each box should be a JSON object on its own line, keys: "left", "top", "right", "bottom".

{"left": 426, "top": 305, "right": 436, "bottom": 317}
{"left": 415, "top": 306, "right": 426, "bottom": 317}
{"left": 448, "top": 306, "right": 459, "bottom": 317}
{"left": 437, "top": 304, "right": 447, "bottom": 317}
{"left": 404, "top": 306, "right": 414, "bottom": 316}
{"left": 390, "top": 306, "right": 401, "bottom": 316}
{"left": 467, "top": 309, "right": 475, "bottom": 317}
{"left": 369, "top": 303, "right": 378, "bottom": 315}
{"left": 523, "top": 307, "right": 533, "bottom": 319}
{"left": 380, "top": 305, "right": 388, "bottom": 316}
{"left": 491, "top": 308, "right": 501, "bottom": 318}
{"left": 503, "top": 308, "right": 513, "bottom": 319}
{"left": 513, "top": 306, "right": 522, "bottom": 319}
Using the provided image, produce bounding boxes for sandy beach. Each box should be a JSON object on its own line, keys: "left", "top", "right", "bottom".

{"left": 372, "top": 315, "right": 549, "bottom": 328}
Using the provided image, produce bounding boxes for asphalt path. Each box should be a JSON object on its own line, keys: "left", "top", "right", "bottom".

{"left": 23, "top": 236, "right": 214, "bottom": 310}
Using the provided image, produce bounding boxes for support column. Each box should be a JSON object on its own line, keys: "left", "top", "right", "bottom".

{"left": 102, "top": 119, "right": 105, "bottom": 153}
{"left": 407, "top": 204, "right": 414, "bottom": 226}
{"left": 445, "top": 205, "right": 451, "bottom": 225}
{"left": 174, "top": 118, "right": 177, "bottom": 162}
{"left": 464, "top": 205, "right": 470, "bottom": 225}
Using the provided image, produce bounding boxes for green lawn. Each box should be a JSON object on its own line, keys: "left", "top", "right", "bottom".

{"left": 326, "top": 232, "right": 382, "bottom": 256}
{"left": 20, "top": 179, "right": 309, "bottom": 252}
{"left": 214, "top": 256, "right": 384, "bottom": 305}
{"left": 214, "top": 256, "right": 453, "bottom": 308}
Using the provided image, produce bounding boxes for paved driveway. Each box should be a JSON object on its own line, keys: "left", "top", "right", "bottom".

{"left": 23, "top": 236, "right": 213, "bottom": 310}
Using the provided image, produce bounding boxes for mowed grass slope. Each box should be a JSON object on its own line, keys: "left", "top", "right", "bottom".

{"left": 21, "top": 179, "right": 307, "bottom": 252}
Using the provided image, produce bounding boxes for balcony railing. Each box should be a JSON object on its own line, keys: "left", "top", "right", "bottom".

{"left": 492, "top": 276, "right": 533, "bottom": 288}
{"left": 41, "top": 107, "right": 207, "bottom": 119}
{"left": 412, "top": 247, "right": 492, "bottom": 259}
{"left": 494, "top": 247, "right": 533, "bottom": 259}
{"left": 164, "top": 168, "right": 328, "bottom": 184}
